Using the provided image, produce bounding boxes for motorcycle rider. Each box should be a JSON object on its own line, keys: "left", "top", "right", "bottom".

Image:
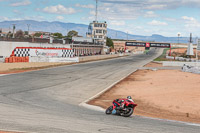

{"left": 116, "top": 96, "right": 134, "bottom": 110}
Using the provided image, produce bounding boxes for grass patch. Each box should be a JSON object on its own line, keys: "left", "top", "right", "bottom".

{"left": 154, "top": 48, "right": 170, "bottom": 61}
{"left": 154, "top": 47, "right": 179, "bottom": 61}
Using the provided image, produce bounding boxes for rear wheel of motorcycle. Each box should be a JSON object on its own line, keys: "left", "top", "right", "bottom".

{"left": 105, "top": 106, "right": 113, "bottom": 114}
{"left": 123, "top": 107, "right": 133, "bottom": 117}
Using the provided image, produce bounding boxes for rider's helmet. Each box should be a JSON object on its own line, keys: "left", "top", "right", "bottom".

{"left": 127, "top": 96, "right": 132, "bottom": 99}
{"left": 127, "top": 96, "right": 134, "bottom": 102}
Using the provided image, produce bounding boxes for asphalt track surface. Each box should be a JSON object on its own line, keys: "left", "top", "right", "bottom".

{"left": 0, "top": 49, "right": 200, "bottom": 133}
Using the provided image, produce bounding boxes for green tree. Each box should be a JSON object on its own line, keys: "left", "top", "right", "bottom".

{"left": 53, "top": 32, "right": 63, "bottom": 39}
{"left": 24, "top": 31, "right": 28, "bottom": 35}
{"left": 106, "top": 37, "right": 114, "bottom": 48}
{"left": 15, "top": 30, "right": 24, "bottom": 38}
{"left": 34, "top": 32, "right": 42, "bottom": 37}
{"left": 67, "top": 30, "right": 78, "bottom": 37}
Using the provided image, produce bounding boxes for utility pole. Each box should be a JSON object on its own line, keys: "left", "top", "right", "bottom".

{"left": 95, "top": 0, "right": 98, "bottom": 22}
{"left": 27, "top": 24, "right": 31, "bottom": 36}
{"left": 12, "top": 24, "right": 16, "bottom": 38}
{"left": 177, "top": 32, "right": 181, "bottom": 54}
{"left": 127, "top": 32, "right": 128, "bottom": 41}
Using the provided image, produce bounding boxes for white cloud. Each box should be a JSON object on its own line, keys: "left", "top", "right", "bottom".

{"left": 95, "top": 3, "right": 141, "bottom": 20}
{"left": 10, "top": 0, "right": 31, "bottom": 7}
{"left": 145, "top": 4, "right": 167, "bottom": 10}
{"left": 56, "top": 16, "right": 64, "bottom": 20}
{"left": 0, "top": 16, "right": 45, "bottom": 22}
{"left": 75, "top": 3, "right": 95, "bottom": 9}
{"left": 43, "top": 5, "right": 76, "bottom": 14}
{"left": 144, "top": 11, "right": 158, "bottom": 18}
{"left": 148, "top": 20, "right": 168, "bottom": 26}
{"left": 164, "top": 17, "right": 177, "bottom": 22}
{"left": 110, "top": 20, "right": 125, "bottom": 26}
{"left": 99, "top": 0, "right": 200, "bottom": 10}
{"left": 182, "top": 16, "right": 200, "bottom": 28}
{"left": 182, "top": 16, "right": 195, "bottom": 21}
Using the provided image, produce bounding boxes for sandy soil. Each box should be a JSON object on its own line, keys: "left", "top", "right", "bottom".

{"left": 0, "top": 131, "right": 22, "bottom": 133}
{"left": 168, "top": 48, "right": 200, "bottom": 57}
{"left": 89, "top": 69, "right": 200, "bottom": 124}
{"left": 0, "top": 62, "right": 73, "bottom": 74}
{"left": 143, "top": 62, "right": 163, "bottom": 67}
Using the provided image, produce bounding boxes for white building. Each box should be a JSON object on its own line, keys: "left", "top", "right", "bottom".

{"left": 86, "top": 21, "right": 107, "bottom": 46}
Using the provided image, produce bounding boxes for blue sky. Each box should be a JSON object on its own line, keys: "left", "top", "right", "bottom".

{"left": 0, "top": 0, "right": 200, "bottom": 37}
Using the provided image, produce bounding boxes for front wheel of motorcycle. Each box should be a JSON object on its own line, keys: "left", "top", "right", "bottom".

{"left": 123, "top": 107, "right": 133, "bottom": 117}
{"left": 105, "top": 106, "right": 113, "bottom": 114}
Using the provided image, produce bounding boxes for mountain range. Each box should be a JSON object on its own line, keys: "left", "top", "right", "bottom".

{"left": 0, "top": 20, "right": 191, "bottom": 43}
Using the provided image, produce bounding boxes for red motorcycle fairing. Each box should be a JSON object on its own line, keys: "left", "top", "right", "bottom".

{"left": 112, "top": 99, "right": 137, "bottom": 110}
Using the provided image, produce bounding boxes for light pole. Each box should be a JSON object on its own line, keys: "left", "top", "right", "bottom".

{"left": 27, "top": 24, "right": 31, "bottom": 36}
{"left": 127, "top": 31, "right": 128, "bottom": 41}
{"left": 177, "top": 32, "right": 181, "bottom": 45}
{"left": 12, "top": 24, "right": 16, "bottom": 38}
{"left": 177, "top": 32, "right": 181, "bottom": 54}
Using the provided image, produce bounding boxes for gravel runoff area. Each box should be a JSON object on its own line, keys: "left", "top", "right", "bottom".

{"left": 89, "top": 62, "right": 200, "bottom": 124}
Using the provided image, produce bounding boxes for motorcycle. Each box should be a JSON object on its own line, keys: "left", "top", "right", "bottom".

{"left": 105, "top": 99, "right": 137, "bottom": 117}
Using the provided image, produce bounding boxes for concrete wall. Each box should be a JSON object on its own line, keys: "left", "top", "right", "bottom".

{"left": 0, "top": 41, "right": 71, "bottom": 57}
{"left": 29, "top": 57, "right": 79, "bottom": 63}
{"left": 28, "top": 53, "right": 129, "bottom": 63}
{"left": 163, "top": 61, "right": 200, "bottom": 67}
{"left": 79, "top": 53, "right": 130, "bottom": 62}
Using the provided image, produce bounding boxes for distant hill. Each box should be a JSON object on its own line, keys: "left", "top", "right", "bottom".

{"left": 0, "top": 20, "right": 191, "bottom": 43}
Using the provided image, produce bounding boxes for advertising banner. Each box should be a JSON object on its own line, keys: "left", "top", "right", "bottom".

{"left": 126, "top": 42, "right": 146, "bottom": 47}
{"left": 29, "top": 49, "right": 63, "bottom": 57}
{"left": 12, "top": 47, "right": 74, "bottom": 58}
{"left": 126, "top": 42, "right": 170, "bottom": 48}
{"left": 150, "top": 43, "right": 170, "bottom": 48}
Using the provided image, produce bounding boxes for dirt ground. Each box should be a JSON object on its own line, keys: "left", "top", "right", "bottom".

{"left": 0, "top": 62, "right": 73, "bottom": 74}
{"left": 89, "top": 62, "right": 200, "bottom": 124}
{"left": 0, "top": 131, "right": 22, "bottom": 133}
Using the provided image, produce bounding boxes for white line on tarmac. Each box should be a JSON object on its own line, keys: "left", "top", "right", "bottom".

{"left": 138, "top": 115, "right": 200, "bottom": 127}
{"left": 0, "top": 74, "right": 9, "bottom": 77}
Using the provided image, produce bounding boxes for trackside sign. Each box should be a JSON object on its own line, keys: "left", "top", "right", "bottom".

{"left": 126, "top": 42, "right": 170, "bottom": 48}
{"left": 150, "top": 43, "right": 170, "bottom": 48}
{"left": 126, "top": 42, "right": 146, "bottom": 47}
{"left": 12, "top": 47, "right": 74, "bottom": 58}
{"left": 30, "top": 49, "right": 62, "bottom": 57}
